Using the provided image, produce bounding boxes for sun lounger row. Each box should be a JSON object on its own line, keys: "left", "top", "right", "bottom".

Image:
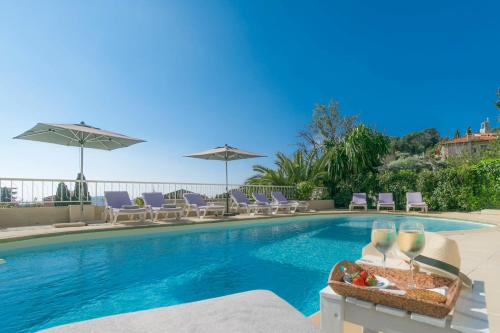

{"left": 349, "top": 192, "right": 428, "bottom": 212}
{"left": 231, "top": 191, "right": 309, "bottom": 215}
{"left": 103, "top": 190, "right": 308, "bottom": 224}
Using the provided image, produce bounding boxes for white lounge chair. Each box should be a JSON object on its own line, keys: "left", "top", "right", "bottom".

{"left": 104, "top": 191, "right": 147, "bottom": 225}
{"left": 183, "top": 193, "right": 225, "bottom": 218}
{"left": 271, "top": 191, "right": 309, "bottom": 212}
{"left": 349, "top": 193, "right": 367, "bottom": 211}
{"left": 377, "top": 192, "right": 395, "bottom": 211}
{"left": 230, "top": 190, "right": 271, "bottom": 215}
{"left": 252, "top": 192, "right": 294, "bottom": 214}
{"left": 142, "top": 192, "right": 183, "bottom": 221}
{"left": 406, "top": 192, "right": 428, "bottom": 213}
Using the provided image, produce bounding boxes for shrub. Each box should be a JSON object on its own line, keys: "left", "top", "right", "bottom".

{"left": 331, "top": 172, "right": 380, "bottom": 208}
{"left": 295, "top": 181, "right": 314, "bottom": 200}
{"left": 378, "top": 169, "right": 417, "bottom": 210}
{"left": 134, "top": 197, "right": 145, "bottom": 207}
{"left": 414, "top": 158, "right": 500, "bottom": 211}
{"left": 469, "top": 158, "right": 500, "bottom": 209}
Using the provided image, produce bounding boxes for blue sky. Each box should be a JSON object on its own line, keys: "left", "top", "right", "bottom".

{"left": 0, "top": 1, "right": 499, "bottom": 183}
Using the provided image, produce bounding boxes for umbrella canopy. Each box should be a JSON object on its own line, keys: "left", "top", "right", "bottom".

{"left": 185, "top": 144, "right": 265, "bottom": 215}
{"left": 185, "top": 144, "right": 265, "bottom": 161}
{"left": 14, "top": 122, "right": 145, "bottom": 221}
{"left": 14, "top": 122, "right": 144, "bottom": 150}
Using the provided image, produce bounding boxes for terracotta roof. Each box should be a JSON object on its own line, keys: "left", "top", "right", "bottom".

{"left": 442, "top": 133, "right": 499, "bottom": 145}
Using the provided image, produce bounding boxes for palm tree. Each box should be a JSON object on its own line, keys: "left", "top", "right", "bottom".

{"left": 324, "top": 125, "right": 390, "bottom": 182}
{"left": 247, "top": 149, "right": 327, "bottom": 186}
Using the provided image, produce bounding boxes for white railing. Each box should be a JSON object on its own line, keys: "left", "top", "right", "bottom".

{"left": 0, "top": 177, "right": 327, "bottom": 207}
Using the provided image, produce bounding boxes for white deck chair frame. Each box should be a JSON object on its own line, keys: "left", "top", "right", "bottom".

{"left": 183, "top": 193, "right": 225, "bottom": 218}
{"left": 104, "top": 191, "right": 147, "bottom": 225}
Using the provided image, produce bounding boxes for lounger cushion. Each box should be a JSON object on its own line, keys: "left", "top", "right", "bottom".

{"left": 162, "top": 204, "right": 179, "bottom": 209}
{"left": 40, "top": 290, "right": 318, "bottom": 333}
{"left": 231, "top": 191, "right": 250, "bottom": 204}
{"left": 153, "top": 206, "right": 182, "bottom": 211}
{"left": 199, "top": 205, "right": 225, "bottom": 210}
{"left": 142, "top": 192, "right": 166, "bottom": 208}
{"left": 113, "top": 208, "right": 145, "bottom": 213}
{"left": 122, "top": 205, "right": 140, "bottom": 209}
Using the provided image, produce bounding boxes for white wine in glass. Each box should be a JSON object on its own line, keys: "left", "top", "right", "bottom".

{"left": 398, "top": 222, "right": 425, "bottom": 288}
{"left": 371, "top": 221, "right": 396, "bottom": 270}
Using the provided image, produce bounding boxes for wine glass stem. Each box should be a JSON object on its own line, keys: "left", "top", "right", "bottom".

{"left": 382, "top": 253, "right": 386, "bottom": 271}
{"left": 410, "top": 259, "right": 415, "bottom": 288}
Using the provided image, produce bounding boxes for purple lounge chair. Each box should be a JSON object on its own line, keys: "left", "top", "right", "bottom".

{"left": 104, "top": 191, "right": 147, "bottom": 224}
{"left": 252, "top": 192, "right": 293, "bottom": 214}
{"left": 230, "top": 191, "right": 271, "bottom": 215}
{"left": 142, "top": 192, "right": 184, "bottom": 221}
{"left": 349, "top": 193, "right": 367, "bottom": 211}
{"left": 183, "top": 193, "right": 225, "bottom": 218}
{"left": 271, "top": 191, "right": 309, "bottom": 212}
{"left": 406, "top": 192, "right": 428, "bottom": 213}
{"left": 377, "top": 193, "right": 395, "bottom": 211}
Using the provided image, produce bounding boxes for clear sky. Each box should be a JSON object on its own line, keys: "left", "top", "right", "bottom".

{"left": 0, "top": 1, "right": 499, "bottom": 184}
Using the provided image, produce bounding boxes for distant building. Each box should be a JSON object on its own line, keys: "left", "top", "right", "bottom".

{"left": 480, "top": 117, "right": 491, "bottom": 134}
{"left": 439, "top": 118, "right": 499, "bottom": 158}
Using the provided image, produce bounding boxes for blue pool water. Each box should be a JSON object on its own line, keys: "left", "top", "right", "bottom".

{"left": 0, "top": 214, "right": 487, "bottom": 332}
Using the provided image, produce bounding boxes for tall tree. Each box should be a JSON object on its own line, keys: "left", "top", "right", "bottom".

{"left": 496, "top": 87, "right": 500, "bottom": 110}
{"left": 54, "top": 182, "right": 71, "bottom": 206}
{"left": 72, "top": 173, "right": 91, "bottom": 204}
{"left": 0, "top": 187, "right": 12, "bottom": 202}
{"left": 298, "top": 99, "right": 358, "bottom": 151}
{"left": 391, "top": 128, "right": 441, "bottom": 155}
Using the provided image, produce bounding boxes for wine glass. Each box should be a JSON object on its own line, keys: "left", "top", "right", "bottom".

{"left": 397, "top": 221, "right": 425, "bottom": 288}
{"left": 371, "top": 221, "right": 396, "bottom": 270}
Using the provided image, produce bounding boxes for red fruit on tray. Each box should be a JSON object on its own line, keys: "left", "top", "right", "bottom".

{"left": 353, "top": 276, "right": 365, "bottom": 286}
{"left": 359, "top": 271, "right": 368, "bottom": 280}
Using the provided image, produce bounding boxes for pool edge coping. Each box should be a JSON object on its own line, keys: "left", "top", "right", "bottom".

{"left": 0, "top": 210, "right": 496, "bottom": 247}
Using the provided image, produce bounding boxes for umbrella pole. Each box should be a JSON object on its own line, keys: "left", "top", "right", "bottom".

{"left": 79, "top": 144, "right": 84, "bottom": 222}
{"left": 225, "top": 159, "right": 229, "bottom": 213}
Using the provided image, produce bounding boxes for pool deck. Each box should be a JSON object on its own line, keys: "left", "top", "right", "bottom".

{"left": 1, "top": 209, "right": 499, "bottom": 331}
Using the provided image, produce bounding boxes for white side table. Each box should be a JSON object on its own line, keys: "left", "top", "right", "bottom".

{"left": 320, "top": 280, "right": 489, "bottom": 333}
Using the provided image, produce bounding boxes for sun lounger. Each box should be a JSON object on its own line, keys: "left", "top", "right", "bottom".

{"left": 252, "top": 192, "right": 294, "bottom": 214}
{"left": 183, "top": 193, "right": 225, "bottom": 218}
{"left": 377, "top": 192, "right": 395, "bottom": 211}
{"left": 349, "top": 192, "right": 367, "bottom": 211}
{"left": 104, "top": 191, "right": 147, "bottom": 225}
{"left": 142, "top": 192, "right": 183, "bottom": 221}
{"left": 230, "top": 190, "right": 271, "bottom": 214}
{"left": 271, "top": 191, "right": 309, "bottom": 212}
{"left": 406, "top": 192, "right": 428, "bottom": 213}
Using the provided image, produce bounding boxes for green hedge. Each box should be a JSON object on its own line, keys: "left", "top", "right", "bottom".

{"left": 378, "top": 169, "right": 418, "bottom": 210}
{"left": 382, "top": 158, "right": 500, "bottom": 211}
{"left": 333, "top": 158, "right": 500, "bottom": 211}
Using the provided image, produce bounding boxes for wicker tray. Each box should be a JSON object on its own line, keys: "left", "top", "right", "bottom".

{"left": 328, "top": 260, "right": 462, "bottom": 318}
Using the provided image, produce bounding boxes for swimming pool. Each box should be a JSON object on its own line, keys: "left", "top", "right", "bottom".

{"left": 0, "top": 214, "right": 488, "bottom": 332}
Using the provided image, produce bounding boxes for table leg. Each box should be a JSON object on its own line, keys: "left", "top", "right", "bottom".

{"left": 320, "top": 293, "right": 345, "bottom": 333}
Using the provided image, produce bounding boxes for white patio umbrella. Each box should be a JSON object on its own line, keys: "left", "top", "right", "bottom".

{"left": 14, "top": 122, "right": 145, "bottom": 221}
{"left": 185, "top": 144, "right": 265, "bottom": 215}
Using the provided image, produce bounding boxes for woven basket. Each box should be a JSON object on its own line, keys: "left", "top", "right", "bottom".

{"left": 328, "top": 260, "right": 462, "bottom": 318}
